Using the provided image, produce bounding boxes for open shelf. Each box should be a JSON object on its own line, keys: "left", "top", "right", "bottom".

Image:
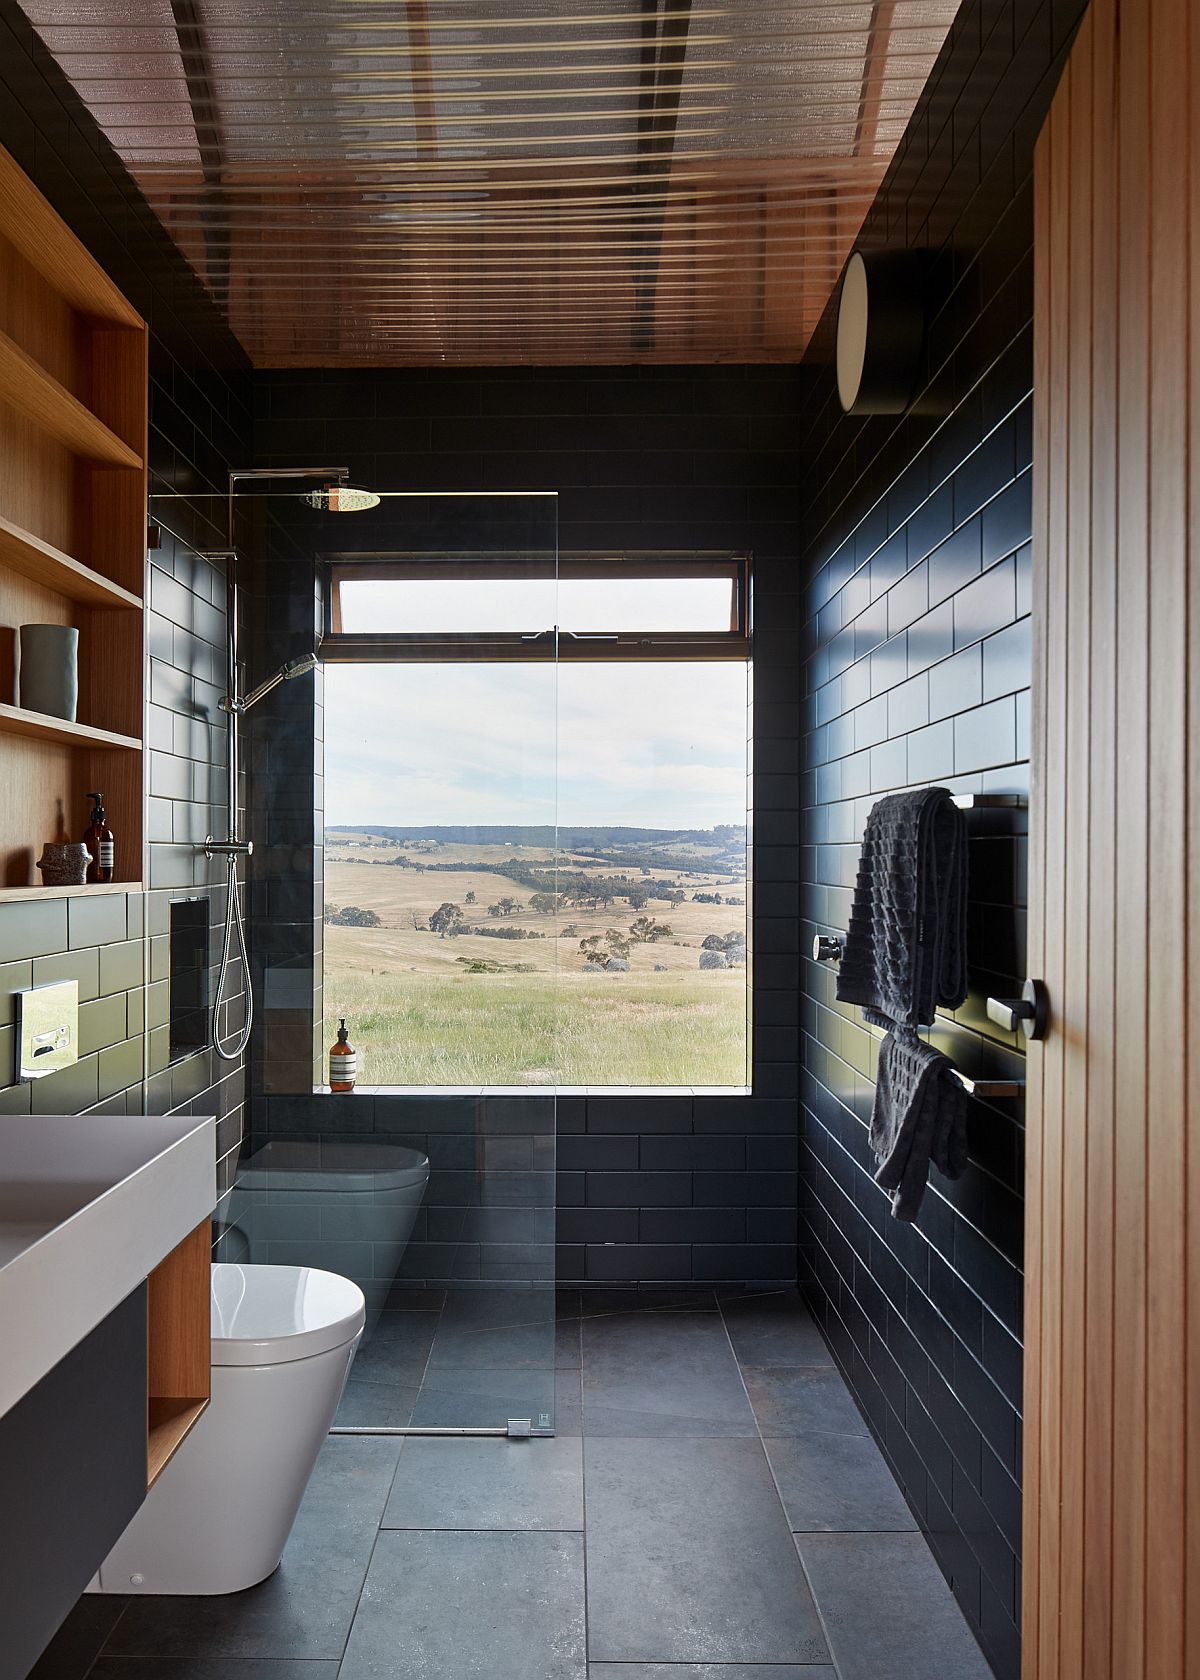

{"left": 0, "top": 701, "right": 141, "bottom": 751}
{"left": 0, "top": 144, "right": 147, "bottom": 894}
{"left": 0, "top": 146, "right": 143, "bottom": 328}
{"left": 0, "top": 514, "right": 142, "bottom": 610}
{"left": 0, "top": 328, "right": 143, "bottom": 468}
{"left": 146, "top": 1222, "right": 212, "bottom": 1489}
{"left": 0, "top": 879, "right": 142, "bottom": 903}
{"left": 148, "top": 1396, "right": 209, "bottom": 1489}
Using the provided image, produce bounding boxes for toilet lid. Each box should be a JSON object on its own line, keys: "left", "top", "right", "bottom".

{"left": 210, "top": 1263, "right": 366, "bottom": 1367}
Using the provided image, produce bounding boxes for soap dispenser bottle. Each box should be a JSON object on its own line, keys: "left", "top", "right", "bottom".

{"left": 329, "top": 1018, "right": 357, "bottom": 1092}
{"left": 83, "top": 791, "right": 114, "bottom": 883}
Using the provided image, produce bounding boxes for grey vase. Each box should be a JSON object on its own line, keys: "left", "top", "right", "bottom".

{"left": 19, "top": 623, "right": 79, "bottom": 721}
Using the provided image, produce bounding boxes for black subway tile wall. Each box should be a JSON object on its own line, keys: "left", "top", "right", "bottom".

{"left": 0, "top": 1, "right": 251, "bottom": 1227}
{"left": 795, "top": 4, "right": 1084, "bottom": 1677}
{"left": 251, "top": 365, "right": 806, "bottom": 1288}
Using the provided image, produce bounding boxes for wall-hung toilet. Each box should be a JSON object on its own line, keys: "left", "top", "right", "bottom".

{"left": 97, "top": 1262, "right": 365, "bottom": 1596}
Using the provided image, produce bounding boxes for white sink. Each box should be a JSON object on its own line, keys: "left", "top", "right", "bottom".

{"left": 0, "top": 1113, "right": 216, "bottom": 1420}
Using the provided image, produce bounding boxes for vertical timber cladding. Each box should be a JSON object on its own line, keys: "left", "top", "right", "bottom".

{"left": 1026, "top": 0, "right": 1199, "bottom": 1675}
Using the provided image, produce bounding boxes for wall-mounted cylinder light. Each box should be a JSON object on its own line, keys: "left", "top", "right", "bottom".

{"left": 836, "top": 249, "right": 927, "bottom": 415}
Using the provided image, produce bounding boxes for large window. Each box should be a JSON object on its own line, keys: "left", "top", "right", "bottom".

{"left": 320, "top": 559, "right": 750, "bottom": 1089}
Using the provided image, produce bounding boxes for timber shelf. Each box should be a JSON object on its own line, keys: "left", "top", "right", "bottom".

{"left": 0, "top": 515, "right": 142, "bottom": 610}
{"left": 0, "top": 701, "right": 141, "bottom": 752}
{"left": 0, "top": 140, "right": 147, "bottom": 894}
{"left": 0, "top": 328, "right": 143, "bottom": 468}
{"left": 0, "top": 880, "right": 141, "bottom": 903}
{"left": 146, "top": 1223, "right": 211, "bottom": 1489}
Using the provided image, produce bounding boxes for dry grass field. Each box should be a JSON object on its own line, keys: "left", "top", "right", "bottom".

{"left": 323, "top": 835, "right": 748, "bottom": 1086}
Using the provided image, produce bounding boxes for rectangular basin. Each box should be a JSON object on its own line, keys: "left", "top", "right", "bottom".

{"left": 0, "top": 1114, "right": 215, "bottom": 1420}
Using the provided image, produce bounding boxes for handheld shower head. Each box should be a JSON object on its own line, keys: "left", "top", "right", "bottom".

{"left": 223, "top": 650, "right": 321, "bottom": 714}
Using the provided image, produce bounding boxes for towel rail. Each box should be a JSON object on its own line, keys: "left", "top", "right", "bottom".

{"left": 948, "top": 1070, "right": 1024, "bottom": 1098}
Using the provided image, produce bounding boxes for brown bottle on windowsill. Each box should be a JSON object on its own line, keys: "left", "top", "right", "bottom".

{"left": 83, "top": 791, "right": 114, "bottom": 883}
{"left": 329, "top": 1018, "right": 357, "bottom": 1092}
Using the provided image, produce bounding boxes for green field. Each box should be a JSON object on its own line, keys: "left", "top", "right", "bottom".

{"left": 326, "top": 967, "right": 748, "bottom": 1087}
{"left": 322, "top": 831, "right": 748, "bottom": 1087}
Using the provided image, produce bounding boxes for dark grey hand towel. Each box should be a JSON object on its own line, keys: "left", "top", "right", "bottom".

{"left": 870, "top": 1029, "right": 969, "bottom": 1222}
{"left": 836, "top": 786, "right": 968, "bottom": 1029}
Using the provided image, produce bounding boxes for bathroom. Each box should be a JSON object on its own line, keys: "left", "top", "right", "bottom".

{"left": 0, "top": 0, "right": 1193, "bottom": 1676}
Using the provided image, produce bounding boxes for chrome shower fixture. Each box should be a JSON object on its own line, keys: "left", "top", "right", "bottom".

{"left": 301, "top": 484, "right": 380, "bottom": 512}
{"left": 221, "top": 651, "right": 320, "bottom": 716}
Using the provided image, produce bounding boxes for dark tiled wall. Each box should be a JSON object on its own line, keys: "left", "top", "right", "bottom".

{"left": 0, "top": 1, "right": 251, "bottom": 1228}
{"left": 795, "top": 4, "right": 1085, "bottom": 1678}
{"left": 251, "top": 365, "right": 806, "bottom": 1287}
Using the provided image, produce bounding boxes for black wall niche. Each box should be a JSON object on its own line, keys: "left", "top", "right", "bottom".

{"left": 795, "top": 3, "right": 1087, "bottom": 1678}
{"left": 0, "top": 0, "right": 252, "bottom": 1240}
{"left": 249, "top": 364, "right": 807, "bottom": 1289}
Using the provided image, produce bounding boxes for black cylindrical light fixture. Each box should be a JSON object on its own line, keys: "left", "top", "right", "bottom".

{"left": 835, "top": 249, "right": 927, "bottom": 415}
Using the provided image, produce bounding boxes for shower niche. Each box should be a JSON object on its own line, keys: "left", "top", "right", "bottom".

{"left": 168, "top": 898, "right": 211, "bottom": 1062}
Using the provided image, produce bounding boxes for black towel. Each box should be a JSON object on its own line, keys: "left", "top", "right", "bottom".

{"left": 870, "top": 1029, "right": 969, "bottom": 1221}
{"left": 836, "top": 786, "right": 968, "bottom": 1029}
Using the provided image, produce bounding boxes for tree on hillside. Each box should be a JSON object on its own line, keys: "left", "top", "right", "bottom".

{"left": 665, "top": 889, "right": 686, "bottom": 906}
{"left": 630, "top": 916, "right": 672, "bottom": 944}
{"left": 529, "top": 891, "right": 560, "bottom": 915}
{"left": 429, "top": 902, "right": 465, "bottom": 938}
{"left": 409, "top": 910, "right": 427, "bottom": 930}
{"left": 465, "top": 890, "right": 476, "bottom": 904}
{"left": 579, "top": 929, "right": 632, "bottom": 970}
{"left": 496, "top": 896, "right": 519, "bottom": 916}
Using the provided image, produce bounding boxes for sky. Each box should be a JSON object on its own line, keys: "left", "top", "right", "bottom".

{"left": 323, "top": 660, "right": 749, "bottom": 831}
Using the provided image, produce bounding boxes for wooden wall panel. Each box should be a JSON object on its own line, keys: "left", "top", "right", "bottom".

{"left": 1026, "top": 1, "right": 1197, "bottom": 1675}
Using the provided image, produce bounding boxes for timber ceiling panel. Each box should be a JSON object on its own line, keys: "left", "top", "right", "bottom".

{"left": 23, "top": 1, "right": 960, "bottom": 365}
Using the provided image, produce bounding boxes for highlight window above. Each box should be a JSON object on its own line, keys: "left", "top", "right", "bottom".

{"left": 324, "top": 557, "right": 748, "bottom": 661}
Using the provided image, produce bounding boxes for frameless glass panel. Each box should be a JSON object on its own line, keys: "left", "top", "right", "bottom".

{"left": 149, "top": 486, "right": 561, "bottom": 1437}
{"left": 334, "top": 566, "right": 738, "bottom": 635}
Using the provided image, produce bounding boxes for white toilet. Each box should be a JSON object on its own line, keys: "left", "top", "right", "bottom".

{"left": 97, "top": 1262, "right": 365, "bottom": 1596}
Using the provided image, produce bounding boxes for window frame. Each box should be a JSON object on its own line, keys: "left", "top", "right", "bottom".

{"left": 320, "top": 552, "right": 750, "bottom": 663}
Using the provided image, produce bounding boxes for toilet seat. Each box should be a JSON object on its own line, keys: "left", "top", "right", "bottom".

{"left": 210, "top": 1262, "right": 366, "bottom": 1367}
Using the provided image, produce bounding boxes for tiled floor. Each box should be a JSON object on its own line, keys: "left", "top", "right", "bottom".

{"left": 32, "top": 1290, "right": 994, "bottom": 1680}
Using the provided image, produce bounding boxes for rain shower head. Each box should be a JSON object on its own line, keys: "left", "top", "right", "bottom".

{"left": 224, "top": 650, "right": 321, "bottom": 715}
{"left": 301, "top": 484, "right": 380, "bottom": 513}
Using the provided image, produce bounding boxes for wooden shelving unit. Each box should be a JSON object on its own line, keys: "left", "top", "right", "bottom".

{"left": 0, "top": 143, "right": 147, "bottom": 893}
{"left": 146, "top": 1221, "right": 211, "bottom": 1488}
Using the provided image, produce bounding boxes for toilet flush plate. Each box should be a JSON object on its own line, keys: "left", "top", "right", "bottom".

{"left": 16, "top": 980, "right": 78, "bottom": 1081}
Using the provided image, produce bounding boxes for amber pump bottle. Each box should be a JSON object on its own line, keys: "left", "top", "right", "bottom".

{"left": 83, "top": 791, "right": 114, "bottom": 884}
{"left": 329, "top": 1018, "right": 357, "bottom": 1092}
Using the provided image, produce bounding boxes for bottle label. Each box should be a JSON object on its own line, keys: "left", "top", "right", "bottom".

{"left": 331, "top": 1052, "right": 357, "bottom": 1086}
{"left": 99, "top": 841, "right": 114, "bottom": 870}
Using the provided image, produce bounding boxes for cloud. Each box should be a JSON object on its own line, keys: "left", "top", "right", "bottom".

{"left": 324, "top": 661, "right": 747, "bottom": 829}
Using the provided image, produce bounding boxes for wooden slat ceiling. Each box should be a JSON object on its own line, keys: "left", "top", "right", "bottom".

{"left": 23, "top": 1, "right": 960, "bottom": 366}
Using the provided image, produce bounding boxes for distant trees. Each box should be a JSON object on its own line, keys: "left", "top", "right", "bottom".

{"left": 465, "top": 890, "right": 476, "bottom": 904}
{"left": 630, "top": 916, "right": 672, "bottom": 944}
{"left": 429, "top": 902, "right": 466, "bottom": 938}
{"left": 487, "top": 896, "right": 520, "bottom": 917}
{"left": 692, "top": 891, "right": 723, "bottom": 904}
{"left": 528, "top": 891, "right": 561, "bottom": 915}
{"left": 325, "top": 904, "right": 383, "bottom": 928}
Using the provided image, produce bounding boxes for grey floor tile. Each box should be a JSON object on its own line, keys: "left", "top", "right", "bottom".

{"left": 764, "top": 1433, "right": 917, "bottom": 1532}
{"left": 335, "top": 1377, "right": 419, "bottom": 1427}
{"left": 27, "top": 1596, "right": 126, "bottom": 1680}
{"left": 720, "top": 1292, "right": 834, "bottom": 1368}
{"left": 741, "top": 1367, "right": 868, "bottom": 1437}
{"left": 797, "top": 1533, "right": 993, "bottom": 1680}
{"left": 585, "top": 1437, "right": 829, "bottom": 1666}
{"left": 556, "top": 1316, "right": 582, "bottom": 1368}
{"left": 589, "top": 1668, "right": 834, "bottom": 1678}
{"left": 555, "top": 1370, "right": 583, "bottom": 1435}
{"left": 579, "top": 1288, "right": 718, "bottom": 1317}
{"left": 93, "top": 1664, "right": 340, "bottom": 1679}
{"left": 427, "top": 1287, "right": 558, "bottom": 1369}
{"left": 383, "top": 1436, "right": 583, "bottom": 1530}
{"left": 349, "top": 1313, "right": 438, "bottom": 1387}
{"left": 582, "top": 1311, "right": 756, "bottom": 1436}
{"left": 412, "top": 1363, "right": 556, "bottom": 1430}
{"left": 338, "top": 1530, "right": 586, "bottom": 1680}
{"left": 104, "top": 1436, "right": 400, "bottom": 1660}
